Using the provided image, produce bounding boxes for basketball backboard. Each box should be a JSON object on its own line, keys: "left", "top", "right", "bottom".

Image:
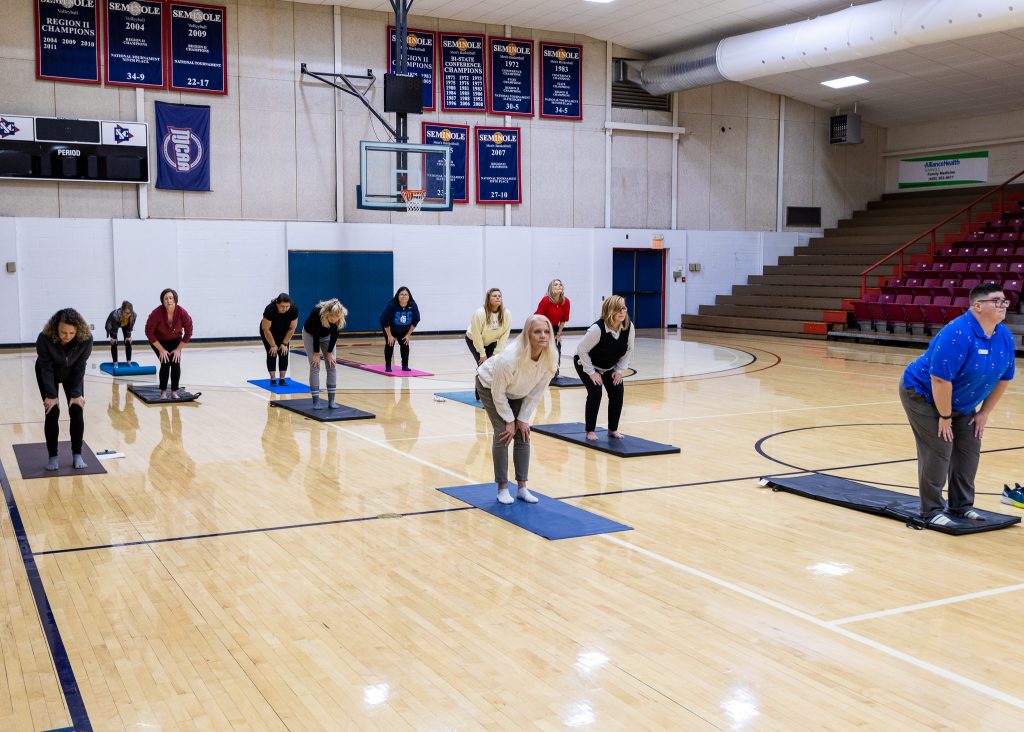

{"left": 357, "top": 140, "right": 452, "bottom": 211}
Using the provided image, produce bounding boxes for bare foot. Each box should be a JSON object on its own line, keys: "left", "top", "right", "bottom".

{"left": 170, "top": 390, "right": 180, "bottom": 400}
{"left": 158, "top": 391, "right": 167, "bottom": 400}
{"left": 609, "top": 431, "right": 625, "bottom": 439}
{"left": 586, "top": 431, "right": 598, "bottom": 441}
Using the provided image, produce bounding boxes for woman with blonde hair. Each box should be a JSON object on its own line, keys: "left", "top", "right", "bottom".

{"left": 535, "top": 278, "right": 570, "bottom": 378}
{"left": 302, "top": 298, "right": 348, "bottom": 409}
{"left": 104, "top": 299, "right": 136, "bottom": 364}
{"left": 466, "top": 287, "right": 511, "bottom": 399}
{"left": 476, "top": 314, "right": 559, "bottom": 504}
{"left": 574, "top": 295, "right": 635, "bottom": 441}
{"left": 36, "top": 308, "right": 93, "bottom": 470}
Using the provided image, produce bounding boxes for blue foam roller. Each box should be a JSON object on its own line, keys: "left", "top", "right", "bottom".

{"left": 100, "top": 361, "right": 157, "bottom": 376}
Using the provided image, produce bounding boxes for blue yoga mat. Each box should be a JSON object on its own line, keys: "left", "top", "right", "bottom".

{"left": 247, "top": 379, "right": 311, "bottom": 394}
{"left": 438, "top": 483, "right": 632, "bottom": 540}
{"left": 434, "top": 391, "right": 483, "bottom": 409}
{"left": 100, "top": 361, "right": 156, "bottom": 376}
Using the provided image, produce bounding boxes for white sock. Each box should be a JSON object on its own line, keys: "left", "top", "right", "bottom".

{"left": 496, "top": 487, "right": 513, "bottom": 504}
{"left": 517, "top": 487, "right": 538, "bottom": 503}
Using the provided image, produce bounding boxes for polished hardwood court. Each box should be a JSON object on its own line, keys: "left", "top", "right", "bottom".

{"left": 1, "top": 331, "right": 1023, "bottom": 730}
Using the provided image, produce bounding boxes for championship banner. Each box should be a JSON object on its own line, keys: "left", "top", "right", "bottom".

{"left": 104, "top": 0, "right": 165, "bottom": 88}
{"left": 475, "top": 126, "right": 521, "bottom": 204}
{"left": 36, "top": 0, "right": 100, "bottom": 84}
{"left": 388, "top": 27, "right": 436, "bottom": 112}
{"left": 155, "top": 101, "right": 211, "bottom": 191}
{"left": 488, "top": 37, "right": 533, "bottom": 116}
{"left": 422, "top": 122, "right": 468, "bottom": 204}
{"left": 898, "top": 151, "right": 989, "bottom": 189}
{"left": 539, "top": 42, "right": 582, "bottom": 120}
{"left": 440, "top": 33, "right": 485, "bottom": 113}
{"left": 168, "top": 2, "right": 227, "bottom": 94}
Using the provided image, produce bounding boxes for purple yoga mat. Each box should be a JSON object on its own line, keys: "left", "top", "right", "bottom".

{"left": 12, "top": 441, "right": 107, "bottom": 479}
{"left": 350, "top": 363, "right": 433, "bottom": 378}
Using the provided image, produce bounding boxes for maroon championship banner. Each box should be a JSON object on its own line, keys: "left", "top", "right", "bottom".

{"left": 36, "top": 0, "right": 101, "bottom": 84}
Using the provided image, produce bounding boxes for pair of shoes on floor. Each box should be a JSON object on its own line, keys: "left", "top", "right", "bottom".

{"left": 1001, "top": 483, "right": 1024, "bottom": 509}
{"left": 273, "top": 378, "right": 288, "bottom": 386}
{"left": 928, "top": 508, "right": 985, "bottom": 527}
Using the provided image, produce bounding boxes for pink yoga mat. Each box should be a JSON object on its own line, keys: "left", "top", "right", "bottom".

{"left": 354, "top": 363, "right": 433, "bottom": 377}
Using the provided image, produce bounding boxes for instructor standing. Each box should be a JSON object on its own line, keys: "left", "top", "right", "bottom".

{"left": 900, "top": 283, "right": 1016, "bottom": 526}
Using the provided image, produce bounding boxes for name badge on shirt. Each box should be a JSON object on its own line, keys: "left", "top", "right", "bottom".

{"left": 978, "top": 348, "right": 989, "bottom": 355}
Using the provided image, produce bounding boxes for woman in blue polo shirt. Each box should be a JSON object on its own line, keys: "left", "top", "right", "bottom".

{"left": 899, "top": 283, "right": 1016, "bottom": 526}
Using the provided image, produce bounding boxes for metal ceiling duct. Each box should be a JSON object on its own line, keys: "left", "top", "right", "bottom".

{"left": 630, "top": 0, "right": 1024, "bottom": 96}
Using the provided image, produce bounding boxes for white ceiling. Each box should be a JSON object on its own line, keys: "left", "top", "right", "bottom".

{"left": 289, "top": 0, "right": 1024, "bottom": 128}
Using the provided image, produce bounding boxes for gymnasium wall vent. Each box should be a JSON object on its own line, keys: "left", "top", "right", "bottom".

{"left": 612, "top": 58, "right": 672, "bottom": 112}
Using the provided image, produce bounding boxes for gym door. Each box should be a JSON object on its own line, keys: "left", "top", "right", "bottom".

{"left": 287, "top": 251, "right": 394, "bottom": 333}
{"left": 612, "top": 249, "right": 665, "bottom": 328}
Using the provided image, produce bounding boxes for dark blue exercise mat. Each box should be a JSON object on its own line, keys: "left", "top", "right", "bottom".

{"left": 438, "top": 483, "right": 632, "bottom": 540}
{"left": 269, "top": 397, "right": 375, "bottom": 422}
{"left": 531, "top": 422, "right": 680, "bottom": 457}
{"left": 100, "top": 361, "right": 157, "bottom": 376}
{"left": 12, "top": 441, "right": 107, "bottom": 479}
{"left": 434, "top": 391, "right": 483, "bottom": 409}
{"left": 247, "top": 379, "right": 311, "bottom": 394}
{"left": 127, "top": 385, "right": 201, "bottom": 404}
{"left": 762, "top": 474, "right": 1021, "bottom": 535}
{"left": 549, "top": 375, "right": 583, "bottom": 387}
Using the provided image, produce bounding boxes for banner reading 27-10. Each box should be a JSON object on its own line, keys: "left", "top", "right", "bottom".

{"left": 475, "top": 126, "right": 521, "bottom": 204}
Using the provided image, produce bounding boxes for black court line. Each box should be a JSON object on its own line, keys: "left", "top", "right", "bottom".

{"left": 0, "top": 457, "right": 92, "bottom": 731}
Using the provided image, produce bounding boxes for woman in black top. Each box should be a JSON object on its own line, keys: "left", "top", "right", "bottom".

{"left": 301, "top": 298, "right": 348, "bottom": 409}
{"left": 379, "top": 286, "right": 421, "bottom": 372}
{"left": 35, "top": 308, "right": 94, "bottom": 470}
{"left": 260, "top": 293, "right": 299, "bottom": 385}
{"left": 573, "top": 296, "right": 635, "bottom": 441}
{"left": 104, "top": 300, "right": 136, "bottom": 364}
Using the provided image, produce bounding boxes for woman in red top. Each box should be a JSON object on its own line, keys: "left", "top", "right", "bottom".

{"left": 535, "top": 278, "right": 570, "bottom": 378}
{"left": 145, "top": 288, "right": 194, "bottom": 400}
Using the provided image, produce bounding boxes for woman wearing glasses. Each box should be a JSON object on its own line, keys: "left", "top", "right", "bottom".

{"left": 574, "top": 295, "right": 635, "bottom": 441}
{"left": 899, "top": 283, "right": 1016, "bottom": 527}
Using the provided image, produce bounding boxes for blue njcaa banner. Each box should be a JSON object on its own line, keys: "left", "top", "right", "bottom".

{"left": 155, "top": 102, "right": 211, "bottom": 191}
{"left": 168, "top": 2, "right": 227, "bottom": 94}
{"left": 489, "top": 37, "right": 533, "bottom": 116}
{"left": 540, "top": 42, "right": 582, "bottom": 120}
{"left": 36, "top": 0, "right": 100, "bottom": 83}
{"left": 440, "top": 33, "right": 485, "bottom": 113}
{"left": 475, "top": 126, "right": 521, "bottom": 204}
{"left": 104, "top": 0, "right": 165, "bottom": 88}
{"left": 422, "top": 122, "right": 468, "bottom": 204}
{"left": 388, "top": 27, "right": 435, "bottom": 112}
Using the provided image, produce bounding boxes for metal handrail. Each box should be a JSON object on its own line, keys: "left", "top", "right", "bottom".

{"left": 859, "top": 170, "right": 1024, "bottom": 296}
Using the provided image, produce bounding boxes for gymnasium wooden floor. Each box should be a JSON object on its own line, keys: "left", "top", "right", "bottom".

{"left": 2, "top": 330, "right": 1023, "bottom": 731}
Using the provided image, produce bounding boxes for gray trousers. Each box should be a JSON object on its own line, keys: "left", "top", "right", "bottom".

{"left": 477, "top": 377, "right": 530, "bottom": 484}
{"left": 302, "top": 331, "right": 337, "bottom": 397}
{"left": 899, "top": 379, "right": 981, "bottom": 519}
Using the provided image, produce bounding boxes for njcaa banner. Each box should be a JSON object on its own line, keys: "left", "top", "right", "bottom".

{"left": 539, "top": 42, "right": 582, "bottom": 120}
{"left": 104, "top": 0, "right": 165, "bottom": 88}
{"left": 475, "top": 126, "right": 521, "bottom": 204}
{"left": 440, "top": 33, "right": 485, "bottom": 113}
{"left": 898, "top": 151, "right": 989, "bottom": 189}
{"left": 36, "top": 0, "right": 100, "bottom": 83}
{"left": 168, "top": 2, "right": 227, "bottom": 94}
{"left": 388, "top": 27, "right": 436, "bottom": 112}
{"left": 422, "top": 122, "right": 468, "bottom": 203}
{"left": 155, "top": 102, "right": 211, "bottom": 191}
{"left": 489, "top": 37, "right": 533, "bottom": 116}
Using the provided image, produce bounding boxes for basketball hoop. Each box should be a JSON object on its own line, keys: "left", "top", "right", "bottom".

{"left": 400, "top": 188, "right": 427, "bottom": 214}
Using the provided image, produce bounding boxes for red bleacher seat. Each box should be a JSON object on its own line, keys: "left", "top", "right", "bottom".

{"left": 969, "top": 262, "right": 988, "bottom": 274}
{"left": 988, "top": 262, "right": 1007, "bottom": 273}
{"left": 1008, "top": 262, "right": 1024, "bottom": 275}
{"left": 867, "top": 301, "right": 889, "bottom": 330}
{"left": 1000, "top": 232, "right": 1020, "bottom": 242}
{"left": 949, "top": 262, "right": 969, "bottom": 272}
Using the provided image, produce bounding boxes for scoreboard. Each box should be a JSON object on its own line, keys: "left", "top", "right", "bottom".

{"left": 0, "top": 113, "right": 149, "bottom": 184}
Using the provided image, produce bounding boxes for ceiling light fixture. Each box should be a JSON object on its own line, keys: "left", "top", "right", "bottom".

{"left": 821, "top": 75, "right": 869, "bottom": 89}
{"left": 584, "top": 0, "right": 615, "bottom": 4}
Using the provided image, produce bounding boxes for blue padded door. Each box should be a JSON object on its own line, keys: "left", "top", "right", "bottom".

{"left": 288, "top": 251, "right": 394, "bottom": 334}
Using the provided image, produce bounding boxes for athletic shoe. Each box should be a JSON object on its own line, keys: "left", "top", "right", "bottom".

{"left": 955, "top": 507, "right": 986, "bottom": 521}
{"left": 278, "top": 378, "right": 287, "bottom": 386}
{"left": 1001, "top": 484, "right": 1024, "bottom": 509}
{"left": 927, "top": 513, "right": 954, "bottom": 527}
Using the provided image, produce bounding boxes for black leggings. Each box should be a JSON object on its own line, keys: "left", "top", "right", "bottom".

{"left": 384, "top": 328, "right": 410, "bottom": 368}
{"left": 110, "top": 327, "right": 132, "bottom": 363}
{"left": 574, "top": 355, "right": 625, "bottom": 432}
{"left": 260, "top": 331, "right": 290, "bottom": 374}
{"left": 466, "top": 337, "right": 497, "bottom": 398}
{"left": 35, "top": 366, "right": 84, "bottom": 457}
{"left": 151, "top": 338, "right": 182, "bottom": 391}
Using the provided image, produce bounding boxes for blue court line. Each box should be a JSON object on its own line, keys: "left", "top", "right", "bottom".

{"left": 0, "top": 458, "right": 92, "bottom": 731}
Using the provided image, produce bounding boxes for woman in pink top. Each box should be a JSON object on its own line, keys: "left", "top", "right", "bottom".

{"left": 145, "top": 288, "right": 194, "bottom": 399}
{"left": 535, "top": 278, "right": 570, "bottom": 378}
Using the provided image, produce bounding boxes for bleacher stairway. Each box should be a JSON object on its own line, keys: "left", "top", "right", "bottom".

{"left": 682, "top": 186, "right": 1024, "bottom": 339}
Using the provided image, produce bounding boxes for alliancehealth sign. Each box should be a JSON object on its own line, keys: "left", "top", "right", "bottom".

{"left": 898, "top": 151, "right": 989, "bottom": 189}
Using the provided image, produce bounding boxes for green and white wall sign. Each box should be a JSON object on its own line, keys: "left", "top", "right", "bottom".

{"left": 898, "top": 151, "right": 989, "bottom": 189}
